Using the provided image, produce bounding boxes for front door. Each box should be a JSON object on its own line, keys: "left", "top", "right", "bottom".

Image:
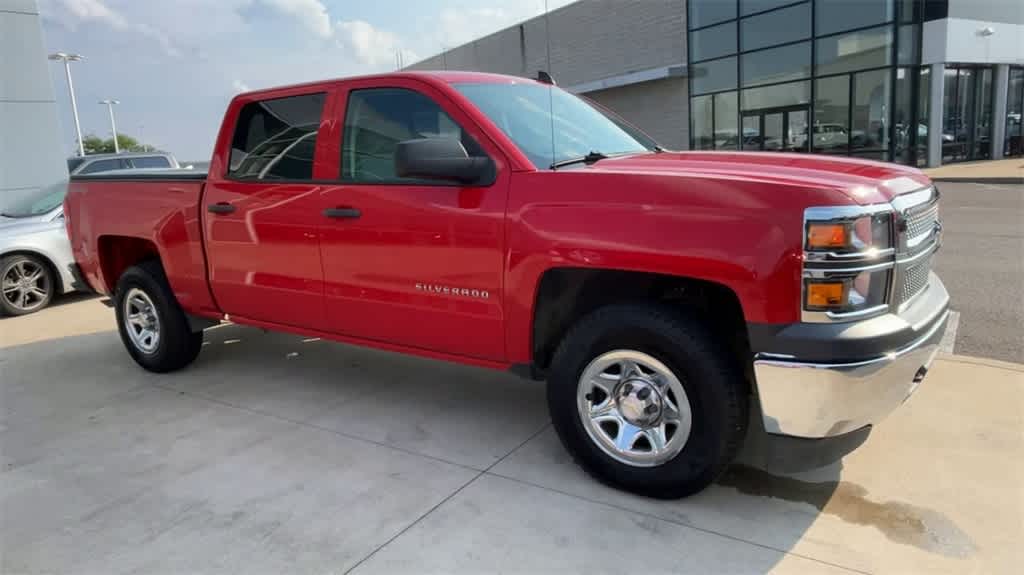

{"left": 316, "top": 80, "right": 509, "bottom": 361}
{"left": 742, "top": 106, "right": 809, "bottom": 152}
{"left": 203, "top": 91, "right": 332, "bottom": 330}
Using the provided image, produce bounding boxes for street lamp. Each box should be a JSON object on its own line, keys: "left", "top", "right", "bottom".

{"left": 48, "top": 52, "right": 85, "bottom": 157}
{"left": 99, "top": 99, "right": 121, "bottom": 153}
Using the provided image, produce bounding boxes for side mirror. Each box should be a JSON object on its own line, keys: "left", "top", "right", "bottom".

{"left": 394, "top": 138, "right": 494, "bottom": 185}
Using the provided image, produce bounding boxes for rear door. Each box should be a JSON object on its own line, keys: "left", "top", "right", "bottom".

{"left": 316, "top": 79, "right": 510, "bottom": 360}
{"left": 202, "top": 90, "right": 333, "bottom": 330}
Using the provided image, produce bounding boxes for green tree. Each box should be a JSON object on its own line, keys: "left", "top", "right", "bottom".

{"left": 79, "top": 133, "right": 154, "bottom": 154}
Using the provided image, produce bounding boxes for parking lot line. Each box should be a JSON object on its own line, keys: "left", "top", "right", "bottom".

{"left": 939, "top": 310, "right": 960, "bottom": 355}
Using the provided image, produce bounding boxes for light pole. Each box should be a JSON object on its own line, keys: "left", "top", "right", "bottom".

{"left": 48, "top": 52, "right": 85, "bottom": 156}
{"left": 99, "top": 99, "right": 121, "bottom": 153}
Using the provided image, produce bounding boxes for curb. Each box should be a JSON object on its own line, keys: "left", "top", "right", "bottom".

{"left": 929, "top": 177, "right": 1022, "bottom": 184}
{"left": 936, "top": 353, "right": 1024, "bottom": 373}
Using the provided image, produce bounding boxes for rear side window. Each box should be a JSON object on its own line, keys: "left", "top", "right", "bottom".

{"left": 79, "top": 158, "right": 124, "bottom": 174}
{"left": 228, "top": 93, "right": 325, "bottom": 181}
{"left": 341, "top": 88, "right": 484, "bottom": 183}
{"left": 128, "top": 156, "right": 172, "bottom": 169}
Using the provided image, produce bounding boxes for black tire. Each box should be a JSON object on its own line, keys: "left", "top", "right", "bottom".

{"left": 114, "top": 260, "right": 202, "bottom": 373}
{"left": 0, "top": 254, "right": 56, "bottom": 316}
{"left": 547, "top": 303, "right": 748, "bottom": 499}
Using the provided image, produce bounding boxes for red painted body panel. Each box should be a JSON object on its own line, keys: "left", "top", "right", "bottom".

{"left": 66, "top": 71, "right": 935, "bottom": 372}
{"left": 65, "top": 179, "right": 218, "bottom": 314}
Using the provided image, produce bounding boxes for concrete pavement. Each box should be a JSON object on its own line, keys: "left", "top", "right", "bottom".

{"left": 923, "top": 158, "right": 1023, "bottom": 183}
{"left": 2, "top": 298, "right": 1022, "bottom": 574}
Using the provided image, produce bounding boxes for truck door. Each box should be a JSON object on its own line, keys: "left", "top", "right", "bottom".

{"left": 317, "top": 79, "right": 509, "bottom": 361}
{"left": 202, "top": 90, "right": 332, "bottom": 330}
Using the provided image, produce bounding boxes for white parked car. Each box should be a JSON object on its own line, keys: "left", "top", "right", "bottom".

{"left": 0, "top": 182, "right": 80, "bottom": 316}
{"left": 66, "top": 152, "right": 179, "bottom": 175}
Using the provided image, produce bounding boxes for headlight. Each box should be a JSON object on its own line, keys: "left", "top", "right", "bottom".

{"left": 805, "top": 213, "right": 892, "bottom": 253}
{"left": 805, "top": 269, "right": 890, "bottom": 314}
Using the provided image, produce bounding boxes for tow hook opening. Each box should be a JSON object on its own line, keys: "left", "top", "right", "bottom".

{"left": 912, "top": 365, "right": 929, "bottom": 384}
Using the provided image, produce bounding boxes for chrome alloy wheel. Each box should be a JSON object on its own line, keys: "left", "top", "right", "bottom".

{"left": 123, "top": 287, "right": 161, "bottom": 354}
{"left": 1, "top": 259, "right": 50, "bottom": 312}
{"left": 577, "top": 350, "right": 693, "bottom": 467}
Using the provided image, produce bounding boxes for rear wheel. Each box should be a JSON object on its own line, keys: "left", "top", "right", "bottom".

{"left": 0, "top": 255, "right": 55, "bottom": 316}
{"left": 547, "top": 304, "right": 748, "bottom": 499}
{"left": 114, "top": 261, "right": 202, "bottom": 373}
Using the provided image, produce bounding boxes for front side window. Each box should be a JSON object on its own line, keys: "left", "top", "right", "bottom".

{"left": 228, "top": 93, "right": 324, "bottom": 181}
{"left": 79, "top": 158, "right": 123, "bottom": 174}
{"left": 129, "top": 156, "right": 172, "bottom": 169}
{"left": 455, "top": 82, "right": 656, "bottom": 169}
{"left": 342, "top": 88, "right": 485, "bottom": 183}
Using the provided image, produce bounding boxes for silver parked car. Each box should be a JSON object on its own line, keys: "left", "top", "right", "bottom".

{"left": 0, "top": 181, "right": 80, "bottom": 316}
{"left": 66, "top": 152, "right": 179, "bottom": 175}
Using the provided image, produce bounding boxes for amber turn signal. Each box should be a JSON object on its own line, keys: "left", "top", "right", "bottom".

{"left": 806, "top": 223, "right": 849, "bottom": 249}
{"left": 806, "top": 282, "right": 847, "bottom": 308}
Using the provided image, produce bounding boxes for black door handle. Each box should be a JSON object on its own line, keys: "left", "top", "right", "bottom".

{"left": 207, "top": 202, "right": 236, "bottom": 215}
{"left": 323, "top": 207, "right": 361, "bottom": 219}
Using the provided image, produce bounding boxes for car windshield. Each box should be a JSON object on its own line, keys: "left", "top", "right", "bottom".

{"left": 454, "top": 82, "right": 657, "bottom": 169}
{"left": 1, "top": 181, "right": 68, "bottom": 218}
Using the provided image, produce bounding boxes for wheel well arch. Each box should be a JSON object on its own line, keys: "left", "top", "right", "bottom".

{"left": 530, "top": 268, "right": 751, "bottom": 373}
{"left": 96, "top": 236, "right": 160, "bottom": 292}
{"left": 1, "top": 249, "right": 64, "bottom": 293}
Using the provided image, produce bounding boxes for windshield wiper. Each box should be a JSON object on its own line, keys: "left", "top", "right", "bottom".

{"left": 550, "top": 151, "right": 609, "bottom": 170}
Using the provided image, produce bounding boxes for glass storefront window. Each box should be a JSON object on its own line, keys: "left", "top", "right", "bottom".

{"left": 742, "top": 0, "right": 803, "bottom": 16}
{"left": 692, "top": 22, "right": 737, "bottom": 62}
{"left": 942, "top": 68, "right": 962, "bottom": 162}
{"left": 692, "top": 95, "right": 714, "bottom": 149}
{"left": 742, "top": 80, "right": 811, "bottom": 110}
{"left": 917, "top": 67, "right": 930, "bottom": 166}
{"left": 953, "top": 68, "right": 975, "bottom": 161}
{"left": 690, "top": 0, "right": 736, "bottom": 29}
{"left": 742, "top": 42, "right": 812, "bottom": 87}
{"left": 894, "top": 68, "right": 914, "bottom": 164}
{"left": 817, "top": 0, "right": 894, "bottom": 36}
{"left": 974, "top": 68, "right": 993, "bottom": 160}
{"left": 816, "top": 25, "right": 892, "bottom": 77}
{"left": 740, "top": 3, "right": 812, "bottom": 51}
{"left": 814, "top": 75, "right": 850, "bottom": 153}
{"left": 897, "top": 25, "right": 918, "bottom": 66}
{"left": 852, "top": 69, "right": 891, "bottom": 156}
{"left": 1006, "top": 68, "right": 1023, "bottom": 157}
{"left": 691, "top": 56, "right": 738, "bottom": 95}
{"left": 714, "top": 92, "right": 739, "bottom": 149}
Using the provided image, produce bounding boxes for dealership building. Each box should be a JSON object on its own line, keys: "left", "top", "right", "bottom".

{"left": 409, "top": 0, "right": 1023, "bottom": 168}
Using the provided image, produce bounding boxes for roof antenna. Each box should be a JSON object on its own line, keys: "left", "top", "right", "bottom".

{"left": 536, "top": 70, "right": 556, "bottom": 85}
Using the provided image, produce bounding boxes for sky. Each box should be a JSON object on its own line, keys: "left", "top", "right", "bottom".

{"left": 38, "top": 0, "right": 575, "bottom": 161}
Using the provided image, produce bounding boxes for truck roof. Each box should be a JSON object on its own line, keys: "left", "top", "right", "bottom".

{"left": 233, "top": 71, "right": 543, "bottom": 99}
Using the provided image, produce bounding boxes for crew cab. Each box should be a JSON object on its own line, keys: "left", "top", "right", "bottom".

{"left": 64, "top": 72, "right": 949, "bottom": 498}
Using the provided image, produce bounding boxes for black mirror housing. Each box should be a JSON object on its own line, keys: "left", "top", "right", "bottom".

{"left": 394, "top": 138, "right": 495, "bottom": 185}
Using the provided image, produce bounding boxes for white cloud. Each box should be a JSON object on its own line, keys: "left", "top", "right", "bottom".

{"left": 40, "top": 0, "right": 181, "bottom": 56}
{"left": 232, "top": 79, "right": 251, "bottom": 93}
{"left": 335, "top": 19, "right": 411, "bottom": 69}
{"left": 258, "top": 0, "right": 332, "bottom": 38}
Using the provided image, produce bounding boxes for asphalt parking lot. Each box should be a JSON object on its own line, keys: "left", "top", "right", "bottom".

{"left": 932, "top": 182, "right": 1024, "bottom": 363}
{"left": 2, "top": 298, "right": 1022, "bottom": 574}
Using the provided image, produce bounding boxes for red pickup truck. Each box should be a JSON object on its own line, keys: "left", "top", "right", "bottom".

{"left": 65, "top": 71, "right": 949, "bottom": 498}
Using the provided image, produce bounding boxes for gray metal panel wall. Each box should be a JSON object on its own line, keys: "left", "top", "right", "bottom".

{"left": 0, "top": 0, "right": 68, "bottom": 211}
{"left": 586, "top": 78, "right": 689, "bottom": 150}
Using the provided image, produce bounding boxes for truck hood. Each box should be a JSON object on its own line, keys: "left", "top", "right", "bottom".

{"left": 586, "top": 151, "right": 932, "bottom": 205}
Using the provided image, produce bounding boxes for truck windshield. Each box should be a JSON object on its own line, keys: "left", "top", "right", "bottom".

{"left": 454, "top": 82, "right": 658, "bottom": 169}
{"left": 0, "top": 181, "right": 68, "bottom": 218}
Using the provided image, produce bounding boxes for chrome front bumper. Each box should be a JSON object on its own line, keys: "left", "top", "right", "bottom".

{"left": 753, "top": 275, "right": 950, "bottom": 439}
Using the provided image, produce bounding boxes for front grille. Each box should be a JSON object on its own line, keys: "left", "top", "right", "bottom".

{"left": 898, "top": 257, "right": 931, "bottom": 305}
{"left": 905, "top": 201, "right": 938, "bottom": 246}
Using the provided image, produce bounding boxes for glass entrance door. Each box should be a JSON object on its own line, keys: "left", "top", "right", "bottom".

{"left": 742, "top": 106, "right": 809, "bottom": 152}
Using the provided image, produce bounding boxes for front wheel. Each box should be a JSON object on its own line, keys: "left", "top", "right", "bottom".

{"left": 547, "top": 304, "right": 748, "bottom": 499}
{"left": 0, "top": 254, "right": 55, "bottom": 316}
{"left": 114, "top": 261, "right": 202, "bottom": 373}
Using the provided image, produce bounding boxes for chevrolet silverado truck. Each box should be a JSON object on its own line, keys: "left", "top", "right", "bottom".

{"left": 65, "top": 72, "right": 949, "bottom": 498}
